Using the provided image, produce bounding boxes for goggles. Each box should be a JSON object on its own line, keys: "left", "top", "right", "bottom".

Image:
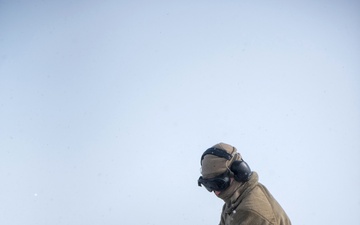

{"left": 197, "top": 170, "right": 231, "bottom": 192}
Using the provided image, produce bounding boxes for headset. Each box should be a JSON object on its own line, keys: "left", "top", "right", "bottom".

{"left": 200, "top": 147, "right": 253, "bottom": 183}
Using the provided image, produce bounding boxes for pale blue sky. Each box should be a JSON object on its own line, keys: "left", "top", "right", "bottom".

{"left": 1, "top": 1, "right": 360, "bottom": 225}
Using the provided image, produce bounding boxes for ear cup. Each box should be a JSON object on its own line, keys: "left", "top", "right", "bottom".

{"left": 230, "top": 160, "right": 252, "bottom": 182}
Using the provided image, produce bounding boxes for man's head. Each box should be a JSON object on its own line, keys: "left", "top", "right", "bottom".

{"left": 198, "top": 142, "right": 252, "bottom": 194}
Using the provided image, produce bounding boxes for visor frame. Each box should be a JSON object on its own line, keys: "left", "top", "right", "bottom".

{"left": 198, "top": 170, "right": 231, "bottom": 192}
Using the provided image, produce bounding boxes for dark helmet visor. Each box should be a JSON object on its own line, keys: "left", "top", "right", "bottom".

{"left": 198, "top": 171, "right": 231, "bottom": 192}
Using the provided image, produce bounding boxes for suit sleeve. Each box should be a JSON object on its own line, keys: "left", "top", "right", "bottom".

{"left": 219, "top": 204, "right": 226, "bottom": 225}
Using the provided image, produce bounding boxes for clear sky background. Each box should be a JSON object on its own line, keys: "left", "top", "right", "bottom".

{"left": 1, "top": 1, "right": 359, "bottom": 225}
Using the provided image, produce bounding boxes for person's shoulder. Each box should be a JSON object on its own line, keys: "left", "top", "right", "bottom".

{"left": 231, "top": 209, "right": 274, "bottom": 225}
{"left": 235, "top": 185, "right": 275, "bottom": 222}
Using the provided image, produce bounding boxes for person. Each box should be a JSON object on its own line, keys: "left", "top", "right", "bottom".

{"left": 198, "top": 142, "right": 291, "bottom": 225}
